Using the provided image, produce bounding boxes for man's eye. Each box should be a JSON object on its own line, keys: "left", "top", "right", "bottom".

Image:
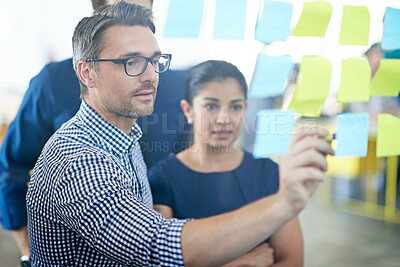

{"left": 126, "top": 59, "right": 139, "bottom": 67}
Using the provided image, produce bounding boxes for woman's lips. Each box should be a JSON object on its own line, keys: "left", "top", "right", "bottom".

{"left": 212, "top": 130, "right": 233, "bottom": 139}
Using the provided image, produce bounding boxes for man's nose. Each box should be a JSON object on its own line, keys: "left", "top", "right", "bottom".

{"left": 139, "top": 62, "right": 158, "bottom": 83}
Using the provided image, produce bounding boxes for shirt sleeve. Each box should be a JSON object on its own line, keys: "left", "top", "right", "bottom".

{"left": 0, "top": 66, "right": 54, "bottom": 230}
{"left": 148, "top": 158, "right": 175, "bottom": 207}
{"left": 53, "top": 152, "right": 187, "bottom": 266}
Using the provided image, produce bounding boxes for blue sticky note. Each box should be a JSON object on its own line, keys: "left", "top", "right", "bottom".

{"left": 335, "top": 113, "right": 369, "bottom": 157}
{"left": 253, "top": 110, "right": 295, "bottom": 158}
{"left": 249, "top": 54, "right": 293, "bottom": 98}
{"left": 382, "top": 7, "right": 400, "bottom": 50}
{"left": 164, "top": 0, "right": 204, "bottom": 38}
{"left": 214, "top": 0, "right": 247, "bottom": 39}
{"left": 255, "top": 1, "right": 293, "bottom": 43}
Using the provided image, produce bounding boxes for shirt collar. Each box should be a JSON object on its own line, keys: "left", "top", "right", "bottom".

{"left": 77, "top": 101, "right": 143, "bottom": 155}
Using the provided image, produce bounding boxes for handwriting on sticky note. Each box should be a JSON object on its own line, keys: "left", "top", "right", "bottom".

{"left": 335, "top": 113, "right": 369, "bottom": 157}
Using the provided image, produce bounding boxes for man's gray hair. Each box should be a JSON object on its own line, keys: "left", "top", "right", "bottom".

{"left": 72, "top": 1, "right": 156, "bottom": 96}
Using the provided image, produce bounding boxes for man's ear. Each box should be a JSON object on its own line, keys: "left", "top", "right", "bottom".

{"left": 77, "top": 61, "right": 96, "bottom": 89}
{"left": 180, "top": 99, "right": 193, "bottom": 124}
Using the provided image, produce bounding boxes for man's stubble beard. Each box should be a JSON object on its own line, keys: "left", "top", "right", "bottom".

{"left": 113, "top": 82, "right": 157, "bottom": 119}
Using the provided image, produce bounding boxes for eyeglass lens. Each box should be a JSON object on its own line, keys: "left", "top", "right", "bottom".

{"left": 126, "top": 55, "right": 170, "bottom": 76}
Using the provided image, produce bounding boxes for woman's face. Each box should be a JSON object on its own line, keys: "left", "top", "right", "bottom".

{"left": 188, "top": 78, "right": 246, "bottom": 151}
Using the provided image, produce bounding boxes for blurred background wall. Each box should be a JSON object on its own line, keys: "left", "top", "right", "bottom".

{"left": 0, "top": 0, "right": 399, "bottom": 266}
{"left": 0, "top": 0, "right": 397, "bottom": 123}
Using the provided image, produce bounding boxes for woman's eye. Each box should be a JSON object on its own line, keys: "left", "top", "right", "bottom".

{"left": 205, "top": 104, "right": 217, "bottom": 110}
{"left": 231, "top": 105, "right": 243, "bottom": 111}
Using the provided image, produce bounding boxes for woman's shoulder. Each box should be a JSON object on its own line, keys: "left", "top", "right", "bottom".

{"left": 149, "top": 154, "right": 179, "bottom": 172}
{"left": 148, "top": 153, "right": 193, "bottom": 179}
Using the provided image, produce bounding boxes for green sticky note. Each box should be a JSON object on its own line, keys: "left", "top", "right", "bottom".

{"left": 292, "top": 1, "right": 332, "bottom": 37}
{"left": 296, "top": 56, "right": 332, "bottom": 101}
{"left": 377, "top": 114, "right": 400, "bottom": 157}
{"left": 287, "top": 86, "right": 325, "bottom": 118}
{"left": 337, "top": 58, "right": 371, "bottom": 103}
{"left": 339, "top": 6, "right": 370, "bottom": 46}
{"left": 370, "top": 59, "right": 400, "bottom": 96}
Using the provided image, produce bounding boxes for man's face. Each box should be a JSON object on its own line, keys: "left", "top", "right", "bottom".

{"left": 90, "top": 25, "right": 159, "bottom": 121}
{"left": 106, "top": 0, "right": 152, "bottom": 9}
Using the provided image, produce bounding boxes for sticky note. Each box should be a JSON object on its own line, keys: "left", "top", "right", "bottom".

{"left": 370, "top": 59, "right": 400, "bottom": 96}
{"left": 339, "top": 6, "right": 370, "bottom": 46}
{"left": 286, "top": 56, "right": 331, "bottom": 118}
{"left": 335, "top": 113, "right": 369, "bottom": 157}
{"left": 295, "top": 56, "right": 332, "bottom": 101}
{"left": 287, "top": 87, "right": 325, "bottom": 117}
{"left": 255, "top": 1, "right": 293, "bottom": 43}
{"left": 253, "top": 110, "right": 295, "bottom": 157}
{"left": 292, "top": 1, "right": 332, "bottom": 37}
{"left": 382, "top": 7, "right": 400, "bottom": 50}
{"left": 337, "top": 58, "right": 371, "bottom": 103}
{"left": 249, "top": 54, "right": 293, "bottom": 98}
{"left": 214, "top": 0, "right": 247, "bottom": 39}
{"left": 377, "top": 114, "right": 400, "bottom": 158}
{"left": 164, "top": 0, "right": 204, "bottom": 38}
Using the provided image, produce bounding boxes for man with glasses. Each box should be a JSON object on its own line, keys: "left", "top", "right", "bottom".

{"left": 0, "top": 0, "right": 188, "bottom": 265}
{"left": 27, "top": 2, "right": 333, "bottom": 266}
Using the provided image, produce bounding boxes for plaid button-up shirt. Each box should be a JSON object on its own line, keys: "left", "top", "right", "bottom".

{"left": 27, "top": 101, "right": 187, "bottom": 266}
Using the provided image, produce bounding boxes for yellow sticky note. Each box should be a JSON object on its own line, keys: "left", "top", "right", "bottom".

{"left": 337, "top": 58, "right": 371, "bottom": 103}
{"left": 339, "top": 6, "right": 370, "bottom": 46}
{"left": 377, "top": 114, "right": 400, "bottom": 157}
{"left": 296, "top": 56, "right": 332, "bottom": 101}
{"left": 292, "top": 1, "right": 332, "bottom": 37}
{"left": 370, "top": 59, "right": 400, "bottom": 96}
{"left": 327, "top": 154, "right": 360, "bottom": 179}
{"left": 287, "top": 86, "right": 324, "bottom": 117}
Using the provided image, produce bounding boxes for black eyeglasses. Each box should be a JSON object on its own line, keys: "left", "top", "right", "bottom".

{"left": 84, "top": 53, "right": 172, "bottom": 77}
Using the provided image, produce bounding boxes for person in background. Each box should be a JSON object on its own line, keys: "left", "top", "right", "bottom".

{"left": 0, "top": 0, "right": 188, "bottom": 265}
{"left": 149, "top": 60, "right": 303, "bottom": 266}
{"left": 347, "top": 43, "right": 400, "bottom": 127}
{"left": 27, "top": 2, "right": 333, "bottom": 266}
{"left": 365, "top": 43, "right": 384, "bottom": 77}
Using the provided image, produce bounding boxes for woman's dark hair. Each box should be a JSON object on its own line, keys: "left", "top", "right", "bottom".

{"left": 185, "top": 60, "right": 248, "bottom": 105}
